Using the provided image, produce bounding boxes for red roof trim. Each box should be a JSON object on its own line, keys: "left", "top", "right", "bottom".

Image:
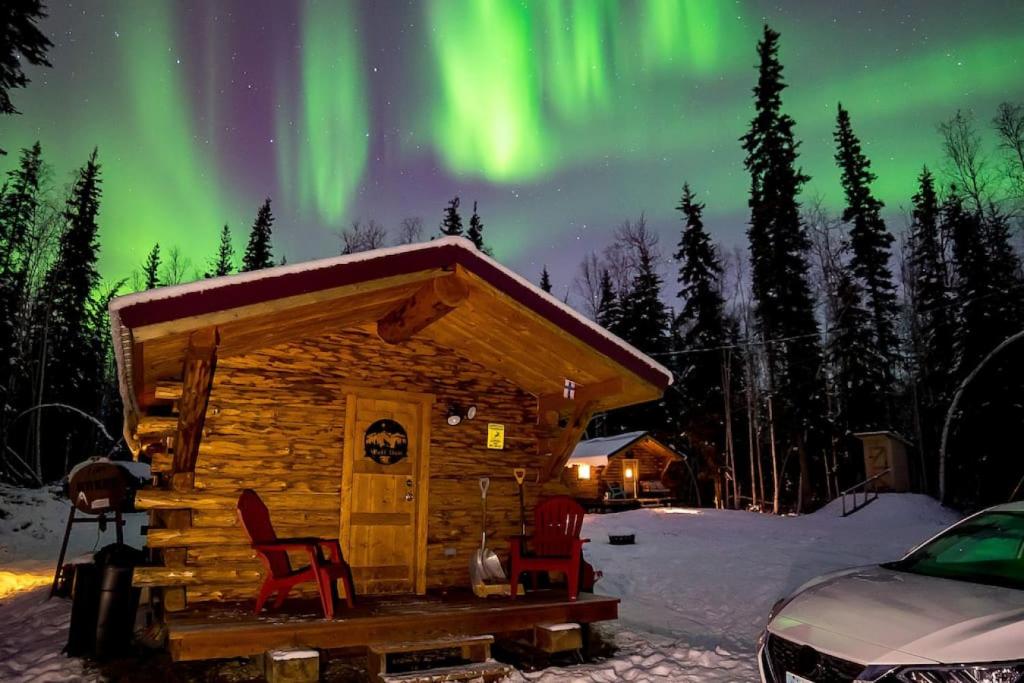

{"left": 114, "top": 243, "right": 671, "bottom": 389}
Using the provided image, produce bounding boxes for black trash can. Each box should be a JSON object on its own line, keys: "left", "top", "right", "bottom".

{"left": 94, "top": 543, "right": 143, "bottom": 659}
{"left": 65, "top": 561, "right": 100, "bottom": 657}
{"left": 64, "top": 543, "right": 143, "bottom": 660}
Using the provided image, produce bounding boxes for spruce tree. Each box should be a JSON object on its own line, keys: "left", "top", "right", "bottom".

{"left": 539, "top": 266, "right": 552, "bottom": 293}
{"left": 740, "top": 25, "right": 823, "bottom": 506}
{"left": 206, "top": 224, "right": 235, "bottom": 278}
{"left": 595, "top": 268, "right": 620, "bottom": 331}
{"left": 0, "top": 142, "right": 43, "bottom": 273}
{"left": 833, "top": 103, "right": 898, "bottom": 420}
{"left": 944, "top": 189, "right": 1024, "bottom": 506}
{"left": 143, "top": 243, "right": 161, "bottom": 289}
{"left": 439, "top": 196, "right": 463, "bottom": 237}
{"left": 36, "top": 149, "right": 103, "bottom": 479}
{"left": 673, "top": 183, "right": 726, "bottom": 414}
{"left": 466, "top": 201, "right": 487, "bottom": 251}
{"left": 618, "top": 250, "right": 671, "bottom": 356}
{"left": 906, "top": 167, "right": 953, "bottom": 491}
{"left": 0, "top": 142, "right": 44, "bottom": 395}
{"left": 242, "top": 198, "right": 275, "bottom": 272}
{"left": 947, "top": 193, "right": 1021, "bottom": 372}
{"left": 826, "top": 268, "right": 875, "bottom": 438}
{"left": 608, "top": 250, "right": 671, "bottom": 433}
{"left": 1, "top": 1, "right": 52, "bottom": 154}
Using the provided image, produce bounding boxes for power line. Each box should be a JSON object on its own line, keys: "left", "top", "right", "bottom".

{"left": 650, "top": 332, "right": 821, "bottom": 357}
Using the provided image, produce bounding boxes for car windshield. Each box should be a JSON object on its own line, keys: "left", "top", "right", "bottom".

{"left": 885, "top": 511, "right": 1024, "bottom": 590}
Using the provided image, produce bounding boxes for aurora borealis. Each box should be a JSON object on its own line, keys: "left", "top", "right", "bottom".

{"left": 2, "top": 1, "right": 1023, "bottom": 293}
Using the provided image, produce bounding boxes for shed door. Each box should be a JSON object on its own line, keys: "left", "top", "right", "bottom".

{"left": 341, "top": 393, "right": 430, "bottom": 595}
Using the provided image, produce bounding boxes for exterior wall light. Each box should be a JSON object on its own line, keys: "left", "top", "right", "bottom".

{"left": 446, "top": 404, "right": 478, "bottom": 426}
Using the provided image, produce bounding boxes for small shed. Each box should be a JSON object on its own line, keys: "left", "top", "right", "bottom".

{"left": 854, "top": 431, "right": 911, "bottom": 492}
{"left": 108, "top": 236, "right": 671, "bottom": 661}
{"left": 562, "top": 431, "right": 687, "bottom": 506}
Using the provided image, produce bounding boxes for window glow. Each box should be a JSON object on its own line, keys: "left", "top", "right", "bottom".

{"left": 625, "top": 467, "right": 634, "bottom": 479}
{"left": 577, "top": 463, "right": 591, "bottom": 480}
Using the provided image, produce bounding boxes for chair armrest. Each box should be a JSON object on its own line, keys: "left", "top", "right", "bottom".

{"left": 316, "top": 538, "right": 344, "bottom": 563}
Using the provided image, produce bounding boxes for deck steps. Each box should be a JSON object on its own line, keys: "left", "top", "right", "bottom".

{"left": 369, "top": 635, "right": 510, "bottom": 682}
{"left": 379, "top": 660, "right": 514, "bottom": 682}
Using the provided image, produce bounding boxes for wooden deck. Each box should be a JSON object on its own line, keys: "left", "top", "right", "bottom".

{"left": 165, "top": 589, "right": 619, "bottom": 662}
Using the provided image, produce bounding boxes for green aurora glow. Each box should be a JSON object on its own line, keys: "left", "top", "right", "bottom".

{"left": 0, "top": 0, "right": 1021, "bottom": 286}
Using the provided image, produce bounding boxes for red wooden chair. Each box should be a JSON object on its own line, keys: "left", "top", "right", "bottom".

{"left": 508, "top": 495, "right": 589, "bottom": 601}
{"left": 236, "top": 489, "right": 355, "bottom": 618}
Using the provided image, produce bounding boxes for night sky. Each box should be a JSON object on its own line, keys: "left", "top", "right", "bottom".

{"left": 2, "top": 1, "right": 1023, "bottom": 297}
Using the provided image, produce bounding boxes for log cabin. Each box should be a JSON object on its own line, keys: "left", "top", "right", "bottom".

{"left": 109, "top": 236, "right": 672, "bottom": 664}
{"left": 562, "top": 431, "right": 692, "bottom": 509}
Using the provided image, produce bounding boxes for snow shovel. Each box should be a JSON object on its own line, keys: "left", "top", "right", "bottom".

{"left": 513, "top": 468, "right": 527, "bottom": 536}
{"left": 470, "top": 477, "right": 506, "bottom": 586}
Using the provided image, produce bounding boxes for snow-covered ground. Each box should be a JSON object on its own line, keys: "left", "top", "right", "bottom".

{"left": 520, "top": 494, "right": 959, "bottom": 682}
{"left": 0, "top": 486, "right": 958, "bottom": 682}
{"left": 0, "top": 484, "right": 146, "bottom": 682}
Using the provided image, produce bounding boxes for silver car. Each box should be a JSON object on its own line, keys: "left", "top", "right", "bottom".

{"left": 759, "top": 502, "right": 1024, "bottom": 683}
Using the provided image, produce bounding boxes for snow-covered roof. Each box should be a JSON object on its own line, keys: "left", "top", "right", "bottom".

{"left": 567, "top": 431, "right": 649, "bottom": 467}
{"left": 109, "top": 237, "right": 673, "bottom": 431}
{"left": 109, "top": 237, "right": 671, "bottom": 386}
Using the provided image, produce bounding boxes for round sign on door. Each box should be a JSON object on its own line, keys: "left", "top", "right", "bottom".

{"left": 364, "top": 419, "right": 409, "bottom": 465}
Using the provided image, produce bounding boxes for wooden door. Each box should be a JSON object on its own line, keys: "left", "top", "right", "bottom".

{"left": 622, "top": 458, "right": 638, "bottom": 498}
{"left": 341, "top": 391, "right": 431, "bottom": 595}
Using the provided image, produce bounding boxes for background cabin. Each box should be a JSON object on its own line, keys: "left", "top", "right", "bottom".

{"left": 562, "top": 431, "right": 690, "bottom": 509}
{"left": 109, "top": 237, "right": 671, "bottom": 661}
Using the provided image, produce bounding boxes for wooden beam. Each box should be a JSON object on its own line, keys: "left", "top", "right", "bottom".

{"left": 148, "top": 524, "right": 336, "bottom": 548}
{"left": 540, "top": 400, "right": 597, "bottom": 482}
{"left": 130, "top": 269, "right": 445, "bottom": 343}
{"left": 377, "top": 274, "right": 469, "bottom": 344}
{"left": 537, "top": 377, "right": 623, "bottom": 416}
{"left": 134, "top": 489, "right": 340, "bottom": 512}
{"left": 166, "top": 593, "right": 619, "bottom": 662}
{"left": 136, "top": 415, "right": 178, "bottom": 439}
{"left": 154, "top": 380, "right": 184, "bottom": 400}
{"left": 172, "top": 329, "right": 219, "bottom": 476}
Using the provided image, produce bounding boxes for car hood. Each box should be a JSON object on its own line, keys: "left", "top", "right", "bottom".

{"left": 769, "top": 565, "right": 1024, "bottom": 665}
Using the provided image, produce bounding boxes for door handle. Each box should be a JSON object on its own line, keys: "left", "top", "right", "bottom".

{"left": 405, "top": 477, "right": 414, "bottom": 502}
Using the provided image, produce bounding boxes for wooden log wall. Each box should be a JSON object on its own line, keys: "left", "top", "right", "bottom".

{"left": 561, "top": 464, "right": 606, "bottom": 501}
{"left": 138, "top": 327, "right": 569, "bottom": 604}
{"left": 601, "top": 441, "right": 676, "bottom": 494}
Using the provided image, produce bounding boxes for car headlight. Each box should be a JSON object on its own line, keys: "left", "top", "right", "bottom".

{"left": 897, "top": 662, "right": 1024, "bottom": 683}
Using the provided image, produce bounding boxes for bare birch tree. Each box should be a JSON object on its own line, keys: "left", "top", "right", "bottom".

{"left": 397, "top": 217, "right": 424, "bottom": 245}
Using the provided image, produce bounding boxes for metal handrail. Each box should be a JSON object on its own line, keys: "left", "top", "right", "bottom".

{"left": 840, "top": 468, "right": 891, "bottom": 517}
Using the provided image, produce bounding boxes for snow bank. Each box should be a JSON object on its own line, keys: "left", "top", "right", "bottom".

{"left": 0, "top": 484, "right": 146, "bottom": 574}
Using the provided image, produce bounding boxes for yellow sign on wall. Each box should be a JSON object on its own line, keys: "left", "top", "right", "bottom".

{"left": 486, "top": 423, "right": 505, "bottom": 450}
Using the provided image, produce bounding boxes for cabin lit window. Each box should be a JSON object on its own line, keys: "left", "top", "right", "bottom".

{"left": 577, "top": 464, "right": 591, "bottom": 480}
{"left": 624, "top": 466, "right": 634, "bottom": 479}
